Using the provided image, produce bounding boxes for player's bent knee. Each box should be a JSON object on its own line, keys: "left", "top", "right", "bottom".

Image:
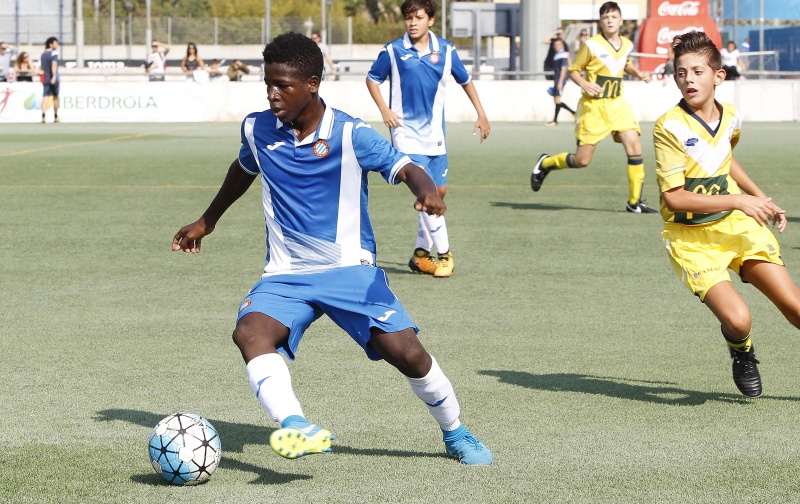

{"left": 723, "top": 310, "right": 752, "bottom": 339}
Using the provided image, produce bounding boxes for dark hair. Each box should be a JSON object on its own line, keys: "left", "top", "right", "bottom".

{"left": 45, "top": 36, "right": 58, "bottom": 48}
{"left": 262, "top": 32, "right": 323, "bottom": 81}
{"left": 186, "top": 42, "right": 198, "bottom": 56}
{"left": 599, "top": 2, "right": 621, "bottom": 16}
{"left": 672, "top": 31, "right": 722, "bottom": 70}
{"left": 401, "top": 0, "right": 436, "bottom": 19}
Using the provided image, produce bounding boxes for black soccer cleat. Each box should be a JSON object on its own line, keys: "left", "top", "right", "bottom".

{"left": 625, "top": 200, "right": 659, "bottom": 214}
{"left": 729, "top": 346, "right": 762, "bottom": 398}
{"left": 530, "top": 154, "right": 550, "bottom": 192}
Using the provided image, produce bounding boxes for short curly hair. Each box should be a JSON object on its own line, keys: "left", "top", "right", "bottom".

{"left": 672, "top": 31, "right": 722, "bottom": 71}
{"left": 262, "top": 32, "right": 323, "bottom": 81}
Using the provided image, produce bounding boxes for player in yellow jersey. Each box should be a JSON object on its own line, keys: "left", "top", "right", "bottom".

{"left": 654, "top": 31, "right": 799, "bottom": 398}
{"left": 531, "top": 2, "right": 656, "bottom": 213}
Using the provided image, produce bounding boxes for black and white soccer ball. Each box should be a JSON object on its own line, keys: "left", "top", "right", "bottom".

{"left": 148, "top": 412, "right": 222, "bottom": 485}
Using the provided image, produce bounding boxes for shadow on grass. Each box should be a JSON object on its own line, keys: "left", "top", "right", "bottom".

{"left": 480, "top": 370, "right": 800, "bottom": 406}
{"left": 490, "top": 201, "right": 617, "bottom": 213}
{"left": 96, "top": 408, "right": 442, "bottom": 485}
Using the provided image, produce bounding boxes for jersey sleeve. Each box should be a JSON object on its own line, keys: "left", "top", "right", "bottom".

{"left": 351, "top": 121, "right": 411, "bottom": 185}
{"left": 450, "top": 46, "right": 471, "bottom": 85}
{"left": 568, "top": 43, "right": 590, "bottom": 73}
{"left": 653, "top": 119, "right": 687, "bottom": 193}
{"left": 367, "top": 46, "right": 391, "bottom": 85}
{"left": 238, "top": 116, "right": 260, "bottom": 175}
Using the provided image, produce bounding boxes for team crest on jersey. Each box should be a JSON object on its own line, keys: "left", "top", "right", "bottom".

{"left": 686, "top": 138, "right": 699, "bottom": 146}
{"left": 313, "top": 139, "right": 330, "bottom": 157}
{"left": 430, "top": 52, "right": 440, "bottom": 64}
{"left": 239, "top": 297, "right": 251, "bottom": 312}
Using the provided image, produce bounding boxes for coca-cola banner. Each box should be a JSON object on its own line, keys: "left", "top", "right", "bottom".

{"left": 637, "top": 0, "right": 721, "bottom": 72}
{"left": 650, "top": 0, "right": 707, "bottom": 18}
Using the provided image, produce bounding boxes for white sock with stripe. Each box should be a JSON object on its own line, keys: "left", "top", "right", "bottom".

{"left": 415, "top": 212, "right": 433, "bottom": 251}
{"left": 407, "top": 355, "right": 461, "bottom": 431}
{"left": 246, "top": 353, "right": 304, "bottom": 424}
{"left": 420, "top": 213, "right": 449, "bottom": 254}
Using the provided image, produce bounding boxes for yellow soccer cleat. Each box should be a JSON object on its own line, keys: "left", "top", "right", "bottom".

{"left": 269, "top": 417, "right": 334, "bottom": 459}
{"left": 434, "top": 252, "right": 454, "bottom": 278}
{"left": 408, "top": 248, "right": 438, "bottom": 275}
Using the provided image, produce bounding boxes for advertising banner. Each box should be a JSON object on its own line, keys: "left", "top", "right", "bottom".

{"left": 636, "top": 0, "right": 721, "bottom": 73}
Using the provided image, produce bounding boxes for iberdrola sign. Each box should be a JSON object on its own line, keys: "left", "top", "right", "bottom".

{"left": 635, "top": 0, "right": 721, "bottom": 73}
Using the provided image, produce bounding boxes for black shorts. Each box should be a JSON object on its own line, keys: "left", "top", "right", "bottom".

{"left": 43, "top": 80, "right": 60, "bottom": 97}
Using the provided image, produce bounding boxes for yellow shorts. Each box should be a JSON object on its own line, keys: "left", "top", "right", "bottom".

{"left": 575, "top": 96, "right": 640, "bottom": 146}
{"left": 661, "top": 210, "right": 784, "bottom": 301}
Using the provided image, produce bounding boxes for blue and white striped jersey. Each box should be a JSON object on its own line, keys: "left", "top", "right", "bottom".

{"left": 367, "top": 32, "right": 470, "bottom": 156}
{"left": 238, "top": 104, "right": 412, "bottom": 276}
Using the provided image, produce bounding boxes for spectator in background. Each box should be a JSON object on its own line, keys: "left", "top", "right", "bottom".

{"left": 311, "top": 31, "right": 337, "bottom": 80}
{"left": 0, "top": 41, "right": 18, "bottom": 82}
{"left": 227, "top": 59, "right": 250, "bottom": 81}
{"left": 741, "top": 37, "right": 750, "bottom": 53}
{"left": 573, "top": 29, "right": 589, "bottom": 54}
{"left": 545, "top": 38, "right": 576, "bottom": 126}
{"left": 208, "top": 59, "right": 225, "bottom": 81}
{"left": 40, "top": 37, "right": 60, "bottom": 124}
{"left": 145, "top": 40, "right": 170, "bottom": 81}
{"left": 543, "top": 27, "right": 564, "bottom": 80}
{"left": 720, "top": 41, "right": 741, "bottom": 80}
{"left": 14, "top": 51, "right": 35, "bottom": 82}
{"left": 180, "top": 42, "right": 205, "bottom": 81}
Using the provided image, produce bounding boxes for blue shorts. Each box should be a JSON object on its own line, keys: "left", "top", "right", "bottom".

{"left": 408, "top": 153, "right": 449, "bottom": 187}
{"left": 236, "top": 266, "right": 418, "bottom": 361}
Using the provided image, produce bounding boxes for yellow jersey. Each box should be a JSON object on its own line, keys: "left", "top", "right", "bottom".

{"left": 654, "top": 100, "right": 742, "bottom": 225}
{"left": 569, "top": 34, "right": 633, "bottom": 99}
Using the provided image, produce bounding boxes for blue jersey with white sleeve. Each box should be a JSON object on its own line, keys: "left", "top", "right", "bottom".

{"left": 238, "top": 104, "right": 412, "bottom": 276}
{"left": 367, "top": 32, "right": 470, "bottom": 156}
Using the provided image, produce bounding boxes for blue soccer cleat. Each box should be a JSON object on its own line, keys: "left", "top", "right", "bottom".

{"left": 444, "top": 426, "right": 493, "bottom": 465}
{"left": 269, "top": 415, "right": 334, "bottom": 459}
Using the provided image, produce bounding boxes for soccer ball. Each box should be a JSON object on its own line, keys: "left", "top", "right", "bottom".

{"left": 148, "top": 412, "right": 222, "bottom": 486}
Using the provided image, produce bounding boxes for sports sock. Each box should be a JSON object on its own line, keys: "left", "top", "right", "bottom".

{"left": 722, "top": 326, "right": 753, "bottom": 353}
{"left": 562, "top": 103, "right": 576, "bottom": 115}
{"left": 246, "top": 353, "right": 304, "bottom": 424}
{"left": 627, "top": 154, "right": 645, "bottom": 205}
{"left": 420, "top": 213, "right": 449, "bottom": 255}
{"left": 552, "top": 103, "right": 561, "bottom": 122}
{"left": 415, "top": 212, "right": 433, "bottom": 252}
{"left": 407, "top": 354, "right": 461, "bottom": 432}
{"left": 542, "top": 152, "right": 574, "bottom": 171}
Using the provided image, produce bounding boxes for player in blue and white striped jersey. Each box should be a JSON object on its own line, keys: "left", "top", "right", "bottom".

{"left": 172, "top": 32, "right": 492, "bottom": 465}
{"left": 367, "top": 0, "right": 490, "bottom": 278}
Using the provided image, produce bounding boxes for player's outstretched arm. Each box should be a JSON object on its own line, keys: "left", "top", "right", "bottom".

{"left": 461, "top": 82, "right": 490, "bottom": 142}
{"left": 366, "top": 78, "right": 401, "bottom": 129}
{"left": 570, "top": 70, "right": 602, "bottom": 97}
{"left": 172, "top": 159, "right": 258, "bottom": 253}
{"left": 395, "top": 162, "right": 445, "bottom": 216}
{"left": 625, "top": 62, "right": 651, "bottom": 83}
{"left": 730, "top": 158, "right": 787, "bottom": 232}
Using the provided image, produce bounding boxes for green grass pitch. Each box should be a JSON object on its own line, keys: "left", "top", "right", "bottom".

{"left": 1, "top": 120, "right": 799, "bottom": 503}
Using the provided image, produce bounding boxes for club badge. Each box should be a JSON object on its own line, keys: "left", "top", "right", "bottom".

{"left": 313, "top": 139, "right": 330, "bottom": 157}
{"left": 429, "top": 51, "right": 440, "bottom": 64}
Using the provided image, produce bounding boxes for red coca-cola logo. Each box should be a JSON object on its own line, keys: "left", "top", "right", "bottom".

{"left": 657, "top": 1, "right": 700, "bottom": 16}
{"left": 656, "top": 25, "right": 706, "bottom": 44}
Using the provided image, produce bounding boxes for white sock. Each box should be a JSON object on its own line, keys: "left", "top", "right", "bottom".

{"left": 246, "top": 353, "right": 304, "bottom": 424}
{"left": 415, "top": 212, "right": 433, "bottom": 251}
{"left": 407, "top": 355, "right": 461, "bottom": 431}
{"left": 420, "top": 213, "right": 449, "bottom": 254}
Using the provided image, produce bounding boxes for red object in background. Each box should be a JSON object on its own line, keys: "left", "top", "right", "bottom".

{"left": 39, "top": 73, "right": 44, "bottom": 83}
{"left": 636, "top": 0, "right": 721, "bottom": 73}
